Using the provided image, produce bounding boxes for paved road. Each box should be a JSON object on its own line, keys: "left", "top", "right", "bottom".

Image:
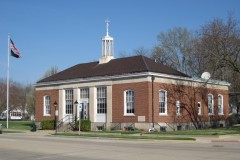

{"left": 0, "top": 133, "right": 239, "bottom": 160}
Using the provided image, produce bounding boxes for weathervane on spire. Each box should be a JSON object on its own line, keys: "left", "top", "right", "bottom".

{"left": 106, "top": 19, "right": 110, "bottom": 36}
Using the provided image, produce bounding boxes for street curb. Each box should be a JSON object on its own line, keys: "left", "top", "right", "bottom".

{"left": 211, "top": 140, "right": 240, "bottom": 143}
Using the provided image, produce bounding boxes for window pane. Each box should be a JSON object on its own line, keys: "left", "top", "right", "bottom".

{"left": 80, "top": 88, "right": 89, "bottom": 99}
{"left": 97, "top": 87, "right": 107, "bottom": 114}
{"left": 198, "top": 102, "right": 201, "bottom": 115}
{"left": 159, "top": 90, "right": 166, "bottom": 114}
{"left": 45, "top": 96, "right": 51, "bottom": 115}
{"left": 176, "top": 100, "right": 180, "bottom": 115}
{"left": 208, "top": 94, "right": 213, "bottom": 114}
{"left": 65, "top": 89, "right": 73, "bottom": 114}
{"left": 126, "top": 90, "right": 134, "bottom": 114}
{"left": 218, "top": 95, "right": 223, "bottom": 114}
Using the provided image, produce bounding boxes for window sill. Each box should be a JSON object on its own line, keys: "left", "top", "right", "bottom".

{"left": 159, "top": 113, "right": 168, "bottom": 116}
{"left": 218, "top": 113, "right": 224, "bottom": 115}
{"left": 43, "top": 114, "right": 50, "bottom": 116}
{"left": 124, "top": 114, "right": 135, "bottom": 117}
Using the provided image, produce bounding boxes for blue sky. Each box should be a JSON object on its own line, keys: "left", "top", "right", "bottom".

{"left": 0, "top": 0, "right": 239, "bottom": 84}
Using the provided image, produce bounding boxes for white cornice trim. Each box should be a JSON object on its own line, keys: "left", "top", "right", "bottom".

{"left": 34, "top": 72, "right": 230, "bottom": 88}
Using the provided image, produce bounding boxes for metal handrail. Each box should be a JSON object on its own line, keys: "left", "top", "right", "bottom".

{"left": 56, "top": 115, "right": 75, "bottom": 130}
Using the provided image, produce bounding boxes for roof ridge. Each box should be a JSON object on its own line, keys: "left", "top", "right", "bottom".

{"left": 141, "top": 55, "right": 150, "bottom": 71}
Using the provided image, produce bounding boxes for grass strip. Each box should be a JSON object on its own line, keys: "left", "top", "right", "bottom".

{"left": 145, "top": 127, "right": 240, "bottom": 136}
{"left": 54, "top": 133, "right": 195, "bottom": 141}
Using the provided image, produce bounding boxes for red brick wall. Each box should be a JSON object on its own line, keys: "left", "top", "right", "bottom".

{"left": 112, "top": 82, "right": 152, "bottom": 122}
{"left": 153, "top": 82, "right": 229, "bottom": 123}
{"left": 35, "top": 89, "right": 59, "bottom": 122}
{"left": 35, "top": 81, "right": 229, "bottom": 125}
{"left": 112, "top": 81, "right": 229, "bottom": 124}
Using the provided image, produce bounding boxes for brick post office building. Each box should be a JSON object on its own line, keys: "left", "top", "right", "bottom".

{"left": 35, "top": 22, "right": 230, "bottom": 131}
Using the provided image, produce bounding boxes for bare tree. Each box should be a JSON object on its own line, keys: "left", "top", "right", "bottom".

{"left": 150, "top": 14, "right": 239, "bottom": 92}
{"left": 0, "top": 79, "right": 6, "bottom": 112}
{"left": 118, "top": 47, "right": 150, "bottom": 58}
{"left": 24, "top": 84, "right": 35, "bottom": 118}
{"left": 165, "top": 81, "right": 205, "bottom": 129}
{"left": 0, "top": 78, "right": 36, "bottom": 119}
{"left": 152, "top": 27, "right": 194, "bottom": 76}
{"left": 41, "top": 66, "right": 59, "bottom": 79}
{"left": 194, "top": 14, "right": 240, "bottom": 91}
{"left": 133, "top": 47, "right": 150, "bottom": 56}
{"left": 164, "top": 80, "right": 227, "bottom": 129}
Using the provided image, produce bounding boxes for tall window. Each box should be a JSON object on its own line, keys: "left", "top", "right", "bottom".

{"left": 208, "top": 94, "right": 214, "bottom": 115}
{"left": 124, "top": 90, "right": 135, "bottom": 115}
{"left": 159, "top": 90, "right": 167, "bottom": 115}
{"left": 80, "top": 88, "right": 89, "bottom": 99}
{"left": 81, "top": 88, "right": 90, "bottom": 120}
{"left": 218, "top": 95, "right": 223, "bottom": 115}
{"left": 65, "top": 89, "right": 73, "bottom": 114}
{"left": 176, "top": 100, "right": 180, "bottom": 115}
{"left": 44, "top": 95, "right": 50, "bottom": 115}
{"left": 197, "top": 102, "right": 201, "bottom": 115}
{"left": 97, "top": 87, "right": 107, "bottom": 114}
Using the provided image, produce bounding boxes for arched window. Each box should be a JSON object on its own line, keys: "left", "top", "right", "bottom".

{"left": 124, "top": 90, "right": 135, "bottom": 115}
{"left": 218, "top": 95, "right": 223, "bottom": 115}
{"left": 208, "top": 94, "right": 214, "bottom": 115}
{"left": 159, "top": 90, "right": 167, "bottom": 115}
{"left": 44, "top": 95, "right": 50, "bottom": 116}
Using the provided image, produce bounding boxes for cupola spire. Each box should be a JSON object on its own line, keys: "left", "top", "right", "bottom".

{"left": 99, "top": 19, "right": 114, "bottom": 64}
{"left": 106, "top": 19, "right": 109, "bottom": 36}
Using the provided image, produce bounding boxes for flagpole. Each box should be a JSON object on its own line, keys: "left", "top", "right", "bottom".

{"left": 6, "top": 34, "right": 10, "bottom": 129}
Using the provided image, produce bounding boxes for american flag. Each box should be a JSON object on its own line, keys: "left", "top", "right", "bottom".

{"left": 10, "top": 39, "right": 21, "bottom": 58}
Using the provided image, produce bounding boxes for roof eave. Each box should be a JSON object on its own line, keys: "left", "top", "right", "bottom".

{"left": 34, "top": 71, "right": 230, "bottom": 88}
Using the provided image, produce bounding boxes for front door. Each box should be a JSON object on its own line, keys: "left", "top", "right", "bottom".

{"left": 81, "top": 101, "right": 89, "bottom": 120}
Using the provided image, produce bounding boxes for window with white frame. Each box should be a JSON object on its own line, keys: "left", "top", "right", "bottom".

{"left": 159, "top": 90, "right": 167, "bottom": 115}
{"left": 65, "top": 89, "right": 73, "bottom": 114}
{"left": 176, "top": 100, "right": 180, "bottom": 115}
{"left": 80, "top": 88, "right": 89, "bottom": 99}
{"left": 124, "top": 90, "right": 135, "bottom": 115}
{"left": 97, "top": 87, "right": 107, "bottom": 114}
{"left": 208, "top": 94, "right": 214, "bottom": 115}
{"left": 44, "top": 95, "right": 51, "bottom": 115}
{"left": 197, "top": 102, "right": 201, "bottom": 115}
{"left": 218, "top": 95, "right": 223, "bottom": 115}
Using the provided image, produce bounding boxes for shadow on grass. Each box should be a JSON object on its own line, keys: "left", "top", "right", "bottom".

{"left": 2, "top": 130, "right": 25, "bottom": 133}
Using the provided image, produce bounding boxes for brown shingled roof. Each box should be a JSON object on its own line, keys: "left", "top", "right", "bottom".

{"left": 37, "top": 55, "right": 189, "bottom": 83}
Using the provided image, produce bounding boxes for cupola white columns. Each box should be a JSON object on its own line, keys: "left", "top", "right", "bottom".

{"left": 99, "top": 19, "right": 114, "bottom": 64}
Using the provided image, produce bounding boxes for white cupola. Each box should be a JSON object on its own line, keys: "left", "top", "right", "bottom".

{"left": 99, "top": 19, "right": 114, "bottom": 64}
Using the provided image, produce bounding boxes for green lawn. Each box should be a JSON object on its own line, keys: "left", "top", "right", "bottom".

{"left": 53, "top": 126, "right": 239, "bottom": 141}
{"left": 145, "top": 126, "right": 240, "bottom": 135}
{"left": 1, "top": 120, "right": 239, "bottom": 137}
{"left": 0, "top": 121, "right": 33, "bottom": 130}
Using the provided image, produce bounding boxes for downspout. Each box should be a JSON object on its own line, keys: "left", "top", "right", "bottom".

{"left": 151, "top": 75, "right": 155, "bottom": 129}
